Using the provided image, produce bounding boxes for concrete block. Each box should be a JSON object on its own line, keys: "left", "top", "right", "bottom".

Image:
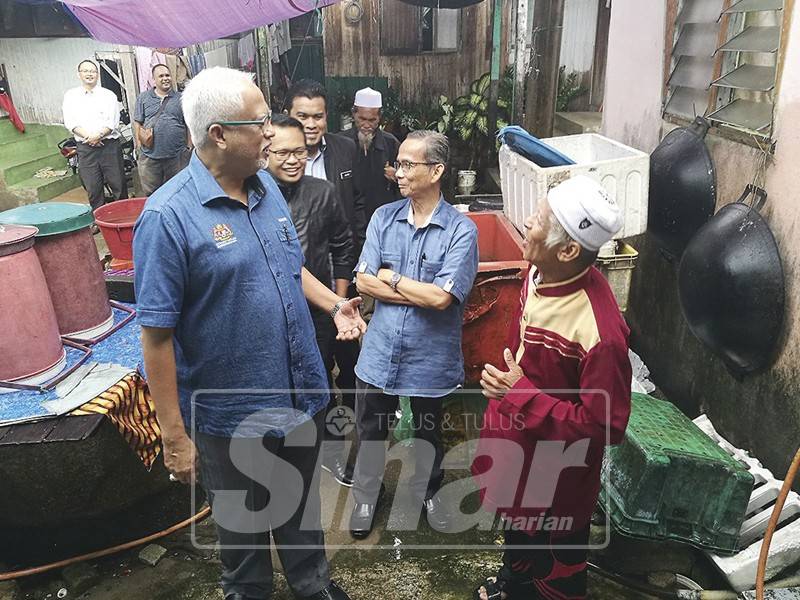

{"left": 138, "top": 544, "right": 167, "bottom": 567}
{"left": 739, "top": 589, "right": 800, "bottom": 599}
{"left": 694, "top": 415, "right": 800, "bottom": 591}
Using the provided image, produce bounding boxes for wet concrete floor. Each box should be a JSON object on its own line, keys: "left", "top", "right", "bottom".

{"left": 4, "top": 367, "right": 722, "bottom": 599}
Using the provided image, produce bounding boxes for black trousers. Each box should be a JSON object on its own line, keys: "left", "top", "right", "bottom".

{"left": 310, "top": 308, "right": 348, "bottom": 465}
{"left": 352, "top": 377, "right": 444, "bottom": 504}
{"left": 76, "top": 138, "right": 127, "bottom": 210}
{"left": 195, "top": 411, "right": 330, "bottom": 599}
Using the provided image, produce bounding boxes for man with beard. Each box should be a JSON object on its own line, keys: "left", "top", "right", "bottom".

{"left": 342, "top": 87, "right": 401, "bottom": 223}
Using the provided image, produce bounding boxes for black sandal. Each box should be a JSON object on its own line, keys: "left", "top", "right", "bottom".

{"left": 473, "top": 577, "right": 506, "bottom": 600}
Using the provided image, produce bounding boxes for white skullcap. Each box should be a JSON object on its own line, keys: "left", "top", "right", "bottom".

{"left": 547, "top": 175, "right": 623, "bottom": 252}
{"left": 354, "top": 87, "right": 382, "bottom": 109}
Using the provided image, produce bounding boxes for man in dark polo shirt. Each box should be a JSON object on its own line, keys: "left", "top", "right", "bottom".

{"left": 342, "top": 87, "right": 401, "bottom": 223}
{"left": 133, "top": 67, "right": 363, "bottom": 600}
{"left": 133, "top": 64, "right": 190, "bottom": 195}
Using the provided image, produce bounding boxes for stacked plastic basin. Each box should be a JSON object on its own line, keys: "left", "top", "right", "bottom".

{"left": 0, "top": 224, "right": 66, "bottom": 385}
{"left": 601, "top": 393, "right": 755, "bottom": 555}
{"left": 0, "top": 202, "right": 113, "bottom": 341}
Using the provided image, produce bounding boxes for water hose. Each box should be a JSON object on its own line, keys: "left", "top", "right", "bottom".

{"left": 0, "top": 505, "right": 211, "bottom": 582}
{"left": 756, "top": 445, "right": 800, "bottom": 600}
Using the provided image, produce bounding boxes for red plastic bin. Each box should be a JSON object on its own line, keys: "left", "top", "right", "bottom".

{"left": 462, "top": 211, "right": 528, "bottom": 384}
{"left": 93, "top": 198, "right": 146, "bottom": 264}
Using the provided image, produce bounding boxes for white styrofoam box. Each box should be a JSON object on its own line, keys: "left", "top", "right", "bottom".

{"left": 693, "top": 415, "right": 800, "bottom": 591}
{"left": 499, "top": 134, "right": 650, "bottom": 239}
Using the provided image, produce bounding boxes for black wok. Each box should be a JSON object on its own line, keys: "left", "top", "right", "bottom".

{"left": 678, "top": 185, "right": 785, "bottom": 376}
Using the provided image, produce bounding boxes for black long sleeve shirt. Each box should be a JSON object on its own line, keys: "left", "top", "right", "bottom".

{"left": 278, "top": 175, "right": 355, "bottom": 287}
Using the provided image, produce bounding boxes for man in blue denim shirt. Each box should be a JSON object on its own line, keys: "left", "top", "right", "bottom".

{"left": 133, "top": 67, "right": 364, "bottom": 600}
{"left": 349, "top": 130, "right": 479, "bottom": 538}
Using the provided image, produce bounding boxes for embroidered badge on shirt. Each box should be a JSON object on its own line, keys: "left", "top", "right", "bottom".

{"left": 212, "top": 224, "right": 237, "bottom": 248}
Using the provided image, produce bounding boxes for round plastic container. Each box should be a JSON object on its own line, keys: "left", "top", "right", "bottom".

{"left": 93, "top": 198, "right": 146, "bottom": 269}
{"left": 0, "top": 224, "right": 66, "bottom": 384}
{"left": 0, "top": 203, "right": 113, "bottom": 340}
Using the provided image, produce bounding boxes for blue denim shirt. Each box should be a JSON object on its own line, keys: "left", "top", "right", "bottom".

{"left": 355, "top": 198, "right": 479, "bottom": 397}
{"left": 133, "top": 152, "right": 328, "bottom": 438}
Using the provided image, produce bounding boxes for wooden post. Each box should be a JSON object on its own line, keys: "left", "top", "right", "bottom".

{"left": 254, "top": 27, "right": 272, "bottom": 101}
{"left": 523, "top": 0, "right": 566, "bottom": 137}
{"left": 512, "top": 0, "right": 530, "bottom": 124}
{"left": 488, "top": 0, "right": 504, "bottom": 135}
{"left": 590, "top": 0, "right": 611, "bottom": 110}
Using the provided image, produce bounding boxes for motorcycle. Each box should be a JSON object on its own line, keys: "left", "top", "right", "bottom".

{"left": 57, "top": 133, "right": 137, "bottom": 202}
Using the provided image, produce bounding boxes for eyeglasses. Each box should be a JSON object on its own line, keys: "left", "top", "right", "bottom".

{"left": 393, "top": 160, "right": 439, "bottom": 172}
{"left": 213, "top": 114, "right": 272, "bottom": 130}
{"left": 269, "top": 148, "right": 309, "bottom": 160}
{"left": 79, "top": 69, "right": 98, "bottom": 74}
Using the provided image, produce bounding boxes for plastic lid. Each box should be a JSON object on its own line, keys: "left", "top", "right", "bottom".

{"left": 0, "top": 202, "right": 94, "bottom": 236}
{"left": 0, "top": 223, "right": 38, "bottom": 256}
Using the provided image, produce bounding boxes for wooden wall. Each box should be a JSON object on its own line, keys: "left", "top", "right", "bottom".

{"left": 322, "top": 0, "right": 495, "bottom": 102}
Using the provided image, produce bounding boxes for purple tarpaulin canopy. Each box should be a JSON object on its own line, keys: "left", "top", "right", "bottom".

{"left": 62, "top": 0, "right": 336, "bottom": 47}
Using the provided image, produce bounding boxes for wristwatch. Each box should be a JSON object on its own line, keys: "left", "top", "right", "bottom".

{"left": 390, "top": 272, "right": 403, "bottom": 292}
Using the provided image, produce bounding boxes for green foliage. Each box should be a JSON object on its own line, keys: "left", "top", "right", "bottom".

{"left": 556, "top": 66, "right": 588, "bottom": 112}
{"left": 446, "top": 68, "right": 513, "bottom": 169}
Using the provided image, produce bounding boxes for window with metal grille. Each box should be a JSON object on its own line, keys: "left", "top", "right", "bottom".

{"left": 380, "top": 0, "right": 461, "bottom": 55}
{"left": 665, "top": 0, "right": 783, "bottom": 136}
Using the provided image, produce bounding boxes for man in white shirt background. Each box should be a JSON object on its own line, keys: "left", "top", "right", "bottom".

{"left": 62, "top": 59, "right": 128, "bottom": 210}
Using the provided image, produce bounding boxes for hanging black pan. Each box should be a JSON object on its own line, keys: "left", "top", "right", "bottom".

{"left": 648, "top": 117, "right": 717, "bottom": 261}
{"left": 678, "top": 185, "right": 785, "bottom": 376}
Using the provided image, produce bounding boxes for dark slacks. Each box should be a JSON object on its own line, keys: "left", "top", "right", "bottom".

{"left": 195, "top": 411, "right": 330, "bottom": 600}
{"left": 352, "top": 377, "right": 444, "bottom": 504}
{"left": 310, "top": 308, "right": 350, "bottom": 465}
{"left": 76, "top": 138, "right": 127, "bottom": 210}
{"left": 138, "top": 150, "right": 189, "bottom": 195}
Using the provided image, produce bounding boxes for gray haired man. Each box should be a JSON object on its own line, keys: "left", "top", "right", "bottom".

{"left": 350, "top": 130, "right": 479, "bottom": 538}
{"left": 134, "top": 67, "right": 361, "bottom": 600}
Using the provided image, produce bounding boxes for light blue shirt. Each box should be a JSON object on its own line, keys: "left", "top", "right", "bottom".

{"left": 354, "top": 197, "right": 479, "bottom": 397}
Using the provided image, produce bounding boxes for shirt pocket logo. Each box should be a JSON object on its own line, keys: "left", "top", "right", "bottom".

{"left": 212, "top": 223, "right": 237, "bottom": 249}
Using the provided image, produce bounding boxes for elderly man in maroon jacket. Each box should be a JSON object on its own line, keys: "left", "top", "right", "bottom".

{"left": 472, "top": 175, "right": 632, "bottom": 600}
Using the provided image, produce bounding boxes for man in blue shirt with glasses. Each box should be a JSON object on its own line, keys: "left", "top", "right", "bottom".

{"left": 350, "top": 130, "right": 479, "bottom": 538}
{"left": 134, "top": 67, "right": 363, "bottom": 600}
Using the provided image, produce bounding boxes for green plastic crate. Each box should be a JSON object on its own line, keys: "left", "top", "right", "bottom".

{"left": 600, "top": 393, "right": 754, "bottom": 555}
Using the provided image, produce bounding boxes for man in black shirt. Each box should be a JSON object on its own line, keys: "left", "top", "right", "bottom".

{"left": 342, "top": 87, "right": 402, "bottom": 224}
{"left": 268, "top": 114, "right": 356, "bottom": 486}
{"left": 286, "top": 80, "right": 364, "bottom": 471}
